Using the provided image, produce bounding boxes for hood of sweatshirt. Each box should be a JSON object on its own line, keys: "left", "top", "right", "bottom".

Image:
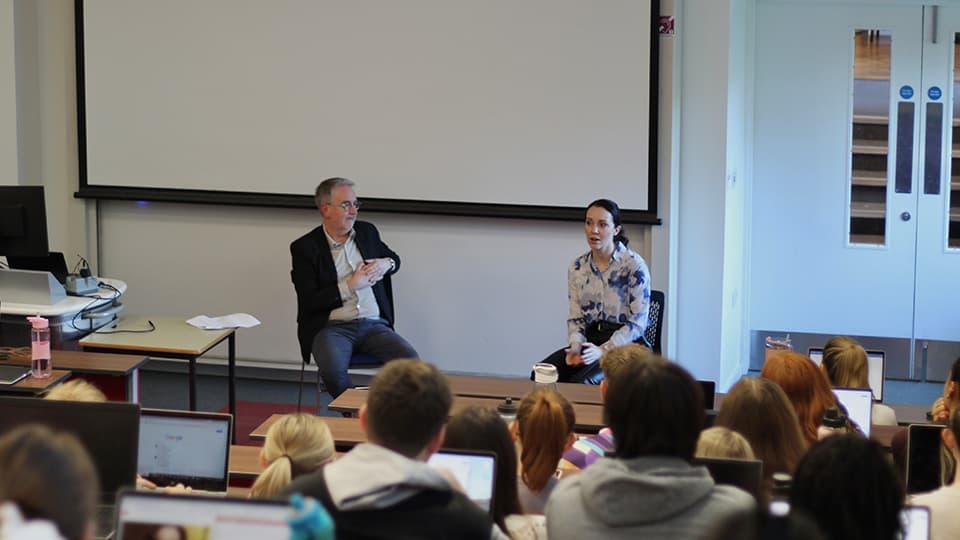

{"left": 577, "top": 456, "right": 716, "bottom": 526}
{"left": 323, "top": 443, "right": 453, "bottom": 511}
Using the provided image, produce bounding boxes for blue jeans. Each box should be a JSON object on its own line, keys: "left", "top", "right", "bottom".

{"left": 311, "top": 318, "right": 418, "bottom": 398}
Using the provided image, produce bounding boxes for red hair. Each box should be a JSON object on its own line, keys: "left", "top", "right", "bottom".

{"left": 761, "top": 350, "right": 837, "bottom": 444}
{"left": 516, "top": 389, "right": 575, "bottom": 492}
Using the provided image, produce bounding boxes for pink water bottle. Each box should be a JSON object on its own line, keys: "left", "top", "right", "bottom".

{"left": 26, "top": 315, "right": 51, "bottom": 379}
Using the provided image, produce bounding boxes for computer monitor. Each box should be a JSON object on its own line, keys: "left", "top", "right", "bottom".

{"left": 0, "top": 186, "right": 50, "bottom": 258}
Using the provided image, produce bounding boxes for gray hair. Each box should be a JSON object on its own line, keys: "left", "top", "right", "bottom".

{"left": 314, "top": 177, "right": 355, "bottom": 208}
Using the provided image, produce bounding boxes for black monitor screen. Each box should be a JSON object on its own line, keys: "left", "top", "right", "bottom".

{"left": 0, "top": 186, "right": 49, "bottom": 258}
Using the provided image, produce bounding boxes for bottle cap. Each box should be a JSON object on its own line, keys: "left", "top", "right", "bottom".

{"left": 497, "top": 397, "right": 518, "bottom": 420}
{"left": 26, "top": 315, "right": 49, "bottom": 329}
{"left": 533, "top": 363, "right": 559, "bottom": 384}
{"left": 822, "top": 406, "right": 846, "bottom": 429}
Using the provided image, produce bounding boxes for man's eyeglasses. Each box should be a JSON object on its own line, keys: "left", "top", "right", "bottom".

{"left": 330, "top": 200, "right": 361, "bottom": 210}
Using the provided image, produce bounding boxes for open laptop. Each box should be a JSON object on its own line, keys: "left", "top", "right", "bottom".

{"left": 808, "top": 347, "right": 885, "bottom": 402}
{"left": 429, "top": 449, "right": 497, "bottom": 515}
{"left": 138, "top": 408, "right": 233, "bottom": 493}
{"left": 692, "top": 456, "right": 764, "bottom": 501}
{"left": 6, "top": 251, "right": 70, "bottom": 284}
{"left": 900, "top": 505, "right": 931, "bottom": 540}
{"left": 113, "top": 489, "right": 291, "bottom": 540}
{"left": 906, "top": 424, "right": 945, "bottom": 495}
{"left": 832, "top": 387, "right": 873, "bottom": 437}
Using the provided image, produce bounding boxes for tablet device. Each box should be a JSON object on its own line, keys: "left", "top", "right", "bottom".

{"left": 906, "top": 424, "right": 944, "bottom": 495}
{"left": 0, "top": 364, "right": 30, "bottom": 385}
{"left": 899, "top": 505, "right": 930, "bottom": 540}
{"left": 428, "top": 449, "right": 496, "bottom": 514}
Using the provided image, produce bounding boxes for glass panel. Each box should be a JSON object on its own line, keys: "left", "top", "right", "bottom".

{"left": 949, "top": 33, "right": 960, "bottom": 248}
{"left": 924, "top": 102, "right": 943, "bottom": 195}
{"left": 895, "top": 101, "right": 915, "bottom": 194}
{"left": 850, "top": 29, "right": 891, "bottom": 246}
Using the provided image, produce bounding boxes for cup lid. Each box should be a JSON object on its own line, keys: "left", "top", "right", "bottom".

{"left": 533, "top": 363, "right": 559, "bottom": 384}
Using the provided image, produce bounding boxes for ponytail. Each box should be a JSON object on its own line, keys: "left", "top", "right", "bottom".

{"left": 250, "top": 455, "right": 294, "bottom": 498}
{"left": 517, "top": 389, "right": 575, "bottom": 492}
{"left": 249, "top": 414, "right": 335, "bottom": 499}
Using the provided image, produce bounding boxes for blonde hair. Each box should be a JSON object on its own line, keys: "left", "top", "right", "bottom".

{"left": 516, "top": 389, "right": 575, "bottom": 492}
{"left": 44, "top": 379, "right": 107, "bottom": 403}
{"left": 600, "top": 343, "right": 653, "bottom": 383}
{"left": 249, "top": 414, "right": 335, "bottom": 498}
{"left": 695, "top": 426, "right": 755, "bottom": 460}
{"left": 821, "top": 336, "right": 869, "bottom": 389}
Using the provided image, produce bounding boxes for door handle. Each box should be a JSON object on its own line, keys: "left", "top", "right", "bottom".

{"left": 901, "top": 211, "right": 912, "bottom": 222}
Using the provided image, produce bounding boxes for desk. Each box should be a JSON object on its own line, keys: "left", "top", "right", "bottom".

{"left": 2, "top": 369, "right": 71, "bottom": 395}
{"left": 250, "top": 415, "right": 366, "bottom": 450}
{"left": 79, "top": 316, "right": 237, "bottom": 426}
{"left": 329, "top": 388, "right": 605, "bottom": 433}
{"left": 5, "top": 350, "right": 147, "bottom": 401}
{"left": 445, "top": 374, "right": 602, "bottom": 405}
{"left": 0, "top": 279, "right": 127, "bottom": 345}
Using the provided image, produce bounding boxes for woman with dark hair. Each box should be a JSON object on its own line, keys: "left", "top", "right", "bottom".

{"left": 444, "top": 407, "right": 546, "bottom": 539}
{"left": 791, "top": 435, "right": 904, "bottom": 540}
{"left": 539, "top": 198, "right": 652, "bottom": 384}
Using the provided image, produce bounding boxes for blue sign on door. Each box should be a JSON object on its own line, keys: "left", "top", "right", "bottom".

{"left": 929, "top": 86, "right": 943, "bottom": 100}
{"left": 900, "top": 85, "right": 914, "bottom": 99}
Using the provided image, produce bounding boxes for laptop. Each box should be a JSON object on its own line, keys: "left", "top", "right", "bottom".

{"left": 692, "top": 456, "right": 764, "bottom": 501}
{"left": 138, "top": 408, "right": 233, "bottom": 493}
{"left": 808, "top": 347, "right": 885, "bottom": 402}
{"left": 0, "top": 364, "right": 30, "bottom": 385}
{"left": 832, "top": 387, "right": 873, "bottom": 437}
{"left": 906, "top": 424, "right": 945, "bottom": 495}
{"left": 900, "top": 505, "right": 931, "bottom": 540}
{"left": 429, "top": 449, "right": 497, "bottom": 515}
{"left": 113, "top": 489, "right": 291, "bottom": 540}
{"left": 6, "top": 251, "right": 70, "bottom": 284}
{"left": 699, "top": 380, "right": 717, "bottom": 409}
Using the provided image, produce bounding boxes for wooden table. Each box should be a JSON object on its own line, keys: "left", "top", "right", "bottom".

{"left": 445, "top": 374, "right": 602, "bottom": 404}
{"left": 229, "top": 444, "right": 265, "bottom": 480}
{"left": 329, "top": 388, "right": 605, "bottom": 433}
{"left": 2, "top": 369, "right": 71, "bottom": 395}
{"left": 6, "top": 350, "right": 148, "bottom": 401}
{"left": 80, "top": 316, "right": 237, "bottom": 425}
{"left": 250, "top": 415, "right": 367, "bottom": 450}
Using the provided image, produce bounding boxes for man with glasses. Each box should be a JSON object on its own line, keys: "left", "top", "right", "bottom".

{"left": 291, "top": 177, "right": 418, "bottom": 398}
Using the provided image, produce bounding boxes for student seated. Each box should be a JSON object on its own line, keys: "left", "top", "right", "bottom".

{"left": 0, "top": 424, "right": 99, "bottom": 540}
{"left": 695, "top": 426, "right": 755, "bottom": 460}
{"left": 445, "top": 406, "right": 547, "bottom": 540}
{"left": 790, "top": 435, "right": 904, "bottom": 540}
{"left": 249, "top": 414, "right": 335, "bottom": 499}
{"left": 513, "top": 388, "right": 576, "bottom": 514}
{"left": 820, "top": 336, "right": 896, "bottom": 425}
{"left": 910, "top": 406, "right": 960, "bottom": 540}
{"left": 546, "top": 352, "right": 754, "bottom": 539}
{"left": 281, "top": 359, "right": 506, "bottom": 540}
{"left": 43, "top": 379, "right": 107, "bottom": 402}
{"left": 762, "top": 350, "right": 838, "bottom": 444}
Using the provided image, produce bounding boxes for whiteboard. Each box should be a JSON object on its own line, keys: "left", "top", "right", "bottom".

{"left": 78, "top": 0, "right": 657, "bottom": 216}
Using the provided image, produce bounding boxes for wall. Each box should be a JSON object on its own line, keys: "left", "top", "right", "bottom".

{"left": 0, "top": 0, "right": 15, "bottom": 185}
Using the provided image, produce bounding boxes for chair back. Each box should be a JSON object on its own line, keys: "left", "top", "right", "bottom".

{"left": 644, "top": 289, "right": 665, "bottom": 354}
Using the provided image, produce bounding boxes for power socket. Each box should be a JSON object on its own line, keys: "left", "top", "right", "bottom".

{"left": 65, "top": 274, "right": 99, "bottom": 295}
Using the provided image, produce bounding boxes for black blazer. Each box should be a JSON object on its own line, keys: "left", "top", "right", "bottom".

{"left": 290, "top": 221, "right": 400, "bottom": 364}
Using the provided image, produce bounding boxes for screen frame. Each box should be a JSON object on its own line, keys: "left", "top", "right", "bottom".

{"left": 0, "top": 186, "right": 50, "bottom": 258}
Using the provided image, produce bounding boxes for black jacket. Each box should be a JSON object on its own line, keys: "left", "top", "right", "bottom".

{"left": 290, "top": 221, "right": 399, "bottom": 364}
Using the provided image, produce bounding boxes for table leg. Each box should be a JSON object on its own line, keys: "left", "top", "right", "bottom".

{"left": 228, "top": 332, "right": 236, "bottom": 444}
{"left": 189, "top": 357, "right": 197, "bottom": 411}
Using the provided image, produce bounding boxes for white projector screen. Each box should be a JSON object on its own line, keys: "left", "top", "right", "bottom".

{"left": 77, "top": 0, "right": 658, "bottom": 220}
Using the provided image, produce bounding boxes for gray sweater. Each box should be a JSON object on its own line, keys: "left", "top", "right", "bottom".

{"left": 545, "top": 456, "right": 754, "bottom": 540}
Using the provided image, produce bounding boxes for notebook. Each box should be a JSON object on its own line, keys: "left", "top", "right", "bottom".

{"left": 692, "top": 457, "right": 764, "bottom": 501}
{"left": 832, "top": 387, "right": 873, "bottom": 437}
{"left": 113, "top": 489, "right": 291, "bottom": 540}
{"left": 808, "top": 347, "right": 885, "bottom": 402}
{"left": 0, "top": 364, "right": 30, "bottom": 385}
{"left": 138, "top": 408, "right": 233, "bottom": 493}
{"left": 428, "top": 449, "right": 497, "bottom": 514}
{"left": 906, "top": 424, "right": 944, "bottom": 495}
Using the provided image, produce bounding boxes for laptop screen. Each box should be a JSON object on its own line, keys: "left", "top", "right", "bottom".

{"left": 0, "top": 396, "right": 139, "bottom": 502}
{"left": 808, "top": 347, "right": 885, "bottom": 402}
{"left": 115, "top": 491, "right": 290, "bottom": 540}
{"left": 138, "top": 409, "right": 232, "bottom": 492}
{"left": 691, "top": 457, "right": 764, "bottom": 501}
{"left": 428, "top": 449, "right": 496, "bottom": 514}
{"left": 900, "top": 505, "right": 931, "bottom": 540}
{"left": 907, "top": 424, "right": 944, "bottom": 495}
{"left": 832, "top": 387, "right": 873, "bottom": 437}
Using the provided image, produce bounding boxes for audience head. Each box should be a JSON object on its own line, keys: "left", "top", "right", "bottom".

{"left": 250, "top": 414, "right": 335, "bottom": 498}
{"left": 515, "top": 389, "right": 575, "bottom": 492}
{"left": 599, "top": 343, "right": 653, "bottom": 399}
{"left": 944, "top": 356, "right": 960, "bottom": 410}
{"left": 444, "top": 406, "right": 521, "bottom": 531}
{"left": 586, "top": 198, "right": 628, "bottom": 247}
{"left": 0, "top": 424, "right": 99, "bottom": 540}
{"left": 43, "top": 379, "right": 107, "bottom": 403}
{"left": 761, "top": 350, "right": 837, "bottom": 444}
{"left": 604, "top": 353, "right": 703, "bottom": 461}
{"left": 820, "top": 336, "right": 869, "bottom": 390}
{"left": 790, "top": 434, "right": 904, "bottom": 540}
{"left": 361, "top": 359, "right": 452, "bottom": 459}
{"left": 715, "top": 377, "right": 807, "bottom": 495}
{"left": 695, "top": 426, "right": 756, "bottom": 460}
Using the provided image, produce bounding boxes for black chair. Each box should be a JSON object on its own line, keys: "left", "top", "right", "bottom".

{"left": 644, "top": 289, "right": 665, "bottom": 354}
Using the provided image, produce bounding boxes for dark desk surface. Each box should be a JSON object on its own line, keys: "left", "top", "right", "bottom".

{"left": 329, "top": 388, "right": 605, "bottom": 433}
{"left": 445, "top": 374, "right": 602, "bottom": 405}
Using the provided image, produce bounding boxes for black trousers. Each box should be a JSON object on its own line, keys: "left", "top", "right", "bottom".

{"left": 537, "top": 321, "right": 624, "bottom": 385}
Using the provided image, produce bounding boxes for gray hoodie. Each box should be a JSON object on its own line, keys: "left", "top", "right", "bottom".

{"left": 546, "top": 456, "right": 754, "bottom": 540}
